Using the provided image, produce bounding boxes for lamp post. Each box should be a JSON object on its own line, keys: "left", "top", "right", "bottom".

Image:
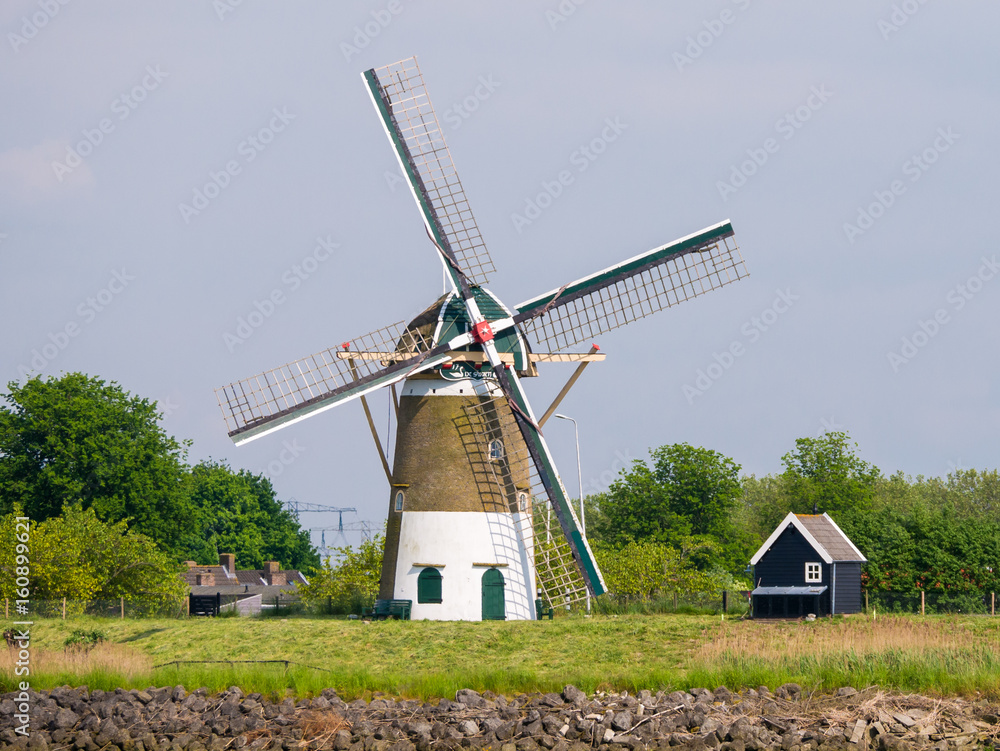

{"left": 555, "top": 413, "right": 588, "bottom": 613}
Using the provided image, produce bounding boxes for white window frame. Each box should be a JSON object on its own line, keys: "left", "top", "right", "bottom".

{"left": 394, "top": 490, "right": 404, "bottom": 512}
{"left": 805, "top": 562, "right": 822, "bottom": 583}
{"left": 488, "top": 439, "right": 504, "bottom": 461}
{"left": 517, "top": 492, "right": 528, "bottom": 511}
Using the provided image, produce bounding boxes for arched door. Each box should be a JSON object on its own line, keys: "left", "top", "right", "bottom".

{"left": 481, "top": 568, "right": 506, "bottom": 620}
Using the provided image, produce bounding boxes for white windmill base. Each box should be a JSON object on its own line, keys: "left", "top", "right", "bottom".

{"left": 392, "top": 511, "right": 537, "bottom": 621}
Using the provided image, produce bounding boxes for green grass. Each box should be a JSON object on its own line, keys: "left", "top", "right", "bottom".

{"left": 4, "top": 613, "right": 999, "bottom": 700}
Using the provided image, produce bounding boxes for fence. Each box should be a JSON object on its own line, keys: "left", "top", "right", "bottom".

{"left": 865, "top": 590, "right": 997, "bottom": 616}
{"left": 4, "top": 598, "right": 187, "bottom": 620}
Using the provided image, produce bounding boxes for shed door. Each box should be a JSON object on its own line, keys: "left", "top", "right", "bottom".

{"left": 481, "top": 568, "right": 506, "bottom": 621}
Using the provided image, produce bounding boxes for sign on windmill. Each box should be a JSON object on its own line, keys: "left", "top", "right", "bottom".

{"left": 216, "top": 56, "right": 749, "bottom": 621}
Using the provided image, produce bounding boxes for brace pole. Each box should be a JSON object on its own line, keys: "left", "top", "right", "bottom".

{"left": 390, "top": 384, "right": 399, "bottom": 418}
{"left": 348, "top": 357, "right": 392, "bottom": 484}
{"left": 539, "top": 345, "right": 600, "bottom": 428}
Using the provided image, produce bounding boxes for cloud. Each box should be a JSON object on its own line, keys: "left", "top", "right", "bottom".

{"left": 0, "top": 139, "right": 94, "bottom": 199}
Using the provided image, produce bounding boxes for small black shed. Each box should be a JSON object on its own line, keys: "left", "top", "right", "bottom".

{"left": 750, "top": 512, "right": 866, "bottom": 618}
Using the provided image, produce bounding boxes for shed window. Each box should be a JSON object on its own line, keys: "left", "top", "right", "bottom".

{"left": 805, "top": 562, "right": 822, "bottom": 583}
{"left": 417, "top": 567, "right": 442, "bottom": 603}
{"left": 488, "top": 439, "right": 504, "bottom": 461}
{"left": 394, "top": 491, "right": 404, "bottom": 512}
{"left": 517, "top": 492, "right": 528, "bottom": 511}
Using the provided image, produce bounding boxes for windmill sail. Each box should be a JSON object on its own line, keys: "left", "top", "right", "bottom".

{"left": 364, "top": 57, "right": 495, "bottom": 287}
{"left": 515, "top": 220, "right": 746, "bottom": 352}
{"left": 217, "top": 322, "right": 453, "bottom": 445}
{"left": 461, "top": 389, "right": 602, "bottom": 607}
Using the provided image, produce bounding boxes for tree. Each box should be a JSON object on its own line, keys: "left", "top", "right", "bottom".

{"left": 596, "top": 443, "right": 751, "bottom": 574}
{"left": 297, "top": 533, "right": 384, "bottom": 613}
{"left": 780, "top": 431, "right": 880, "bottom": 519}
{"left": 0, "top": 373, "right": 193, "bottom": 552}
{"left": 0, "top": 504, "right": 187, "bottom": 606}
{"left": 178, "top": 461, "right": 319, "bottom": 572}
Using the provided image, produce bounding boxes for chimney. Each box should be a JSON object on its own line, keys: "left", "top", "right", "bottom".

{"left": 196, "top": 572, "right": 215, "bottom": 586}
{"left": 219, "top": 553, "right": 236, "bottom": 577}
{"left": 263, "top": 561, "right": 285, "bottom": 586}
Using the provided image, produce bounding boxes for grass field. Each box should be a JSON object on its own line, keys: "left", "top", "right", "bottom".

{"left": 4, "top": 613, "right": 999, "bottom": 700}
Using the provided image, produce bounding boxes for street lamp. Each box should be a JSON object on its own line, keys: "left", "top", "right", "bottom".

{"left": 555, "top": 413, "right": 589, "bottom": 613}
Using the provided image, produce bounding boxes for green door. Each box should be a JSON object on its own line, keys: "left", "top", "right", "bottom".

{"left": 481, "top": 568, "right": 506, "bottom": 620}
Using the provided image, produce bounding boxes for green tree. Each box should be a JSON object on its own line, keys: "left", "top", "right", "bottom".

{"left": 178, "top": 461, "right": 319, "bottom": 572}
{"left": 780, "top": 431, "right": 881, "bottom": 519}
{"left": 0, "top": 373, "right": 193, "bottom": 551}
{"left": 297, "top": 533, "right": 384, "bottom": 613}
{"left": 0, "top": 504, "right": 187, "bottom": 606}
{"left": 596, "top": 443, "right": 751, "bottom": 574}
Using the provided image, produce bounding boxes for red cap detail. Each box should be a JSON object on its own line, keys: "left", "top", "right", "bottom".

{"left": 341, "top": 342, "right": 351, "bottom": 350}
{"left": 442, "top": 362, "right": 453, "bottom": 369}
{"left": 471, "top": 320, "right": 495, "bottom": 344}
{"left": 592, "top": 344, "right": 600, "bottom": 351}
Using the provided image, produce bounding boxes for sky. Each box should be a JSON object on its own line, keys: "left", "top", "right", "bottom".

{"left": 2, "top": 2, "right": 998, "bottom": 552}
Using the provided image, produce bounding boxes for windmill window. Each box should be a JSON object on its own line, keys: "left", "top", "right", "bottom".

{"left": 517, "top": 492, "right": 528, "bottom": 511}
{"left": 488, "top": 439, "right": 504, "bottom": 461}
{"left": 394, "top": 491, "right": 404, "bottom": 512}
{"left": 805, "top": 562, "right": 822, "bottom": 583}
{"left": 417, "top": 567, "right": 442, "bottom": 603}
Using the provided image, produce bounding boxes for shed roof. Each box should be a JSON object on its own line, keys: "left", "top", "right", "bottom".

{"left": 752, "top": 586, "right": 828, "bottom": 596}
{"left": 750, "top": 512, "right": 867, "bottom": 565}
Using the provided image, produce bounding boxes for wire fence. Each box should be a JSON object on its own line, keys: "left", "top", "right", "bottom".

{"left": 3, "top": 591, "right": 996, "bottom": 620}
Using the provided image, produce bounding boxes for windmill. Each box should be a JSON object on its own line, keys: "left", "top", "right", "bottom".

{"left": 216, "top": 56, "right": 748, "bottom": 621}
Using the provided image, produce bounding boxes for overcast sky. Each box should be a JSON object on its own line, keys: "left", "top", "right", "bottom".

{"left": 3, "top": 2, "right": 998, "bottom": 551}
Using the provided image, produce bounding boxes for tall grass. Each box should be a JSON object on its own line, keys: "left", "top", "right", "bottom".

{"left": 686, "top": 616, "right": 1000, "bottom": 697}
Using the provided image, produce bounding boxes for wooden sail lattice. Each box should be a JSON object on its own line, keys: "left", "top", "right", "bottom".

{"left": 518, "top": 229, "right": 746, "bottom": 352}
{"left": 216, "top": 322, "right": 431, "bottom": 435}
{"left": 460, "top": 393, "right": 590, "bottom": 609}
{"left": 369, "top": 57, "right": 495, "bottom": 286}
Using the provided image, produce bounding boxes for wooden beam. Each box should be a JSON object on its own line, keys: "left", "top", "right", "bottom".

{"left": 359, "top": 393, "right": 392, "bottom": 484}
{"left": 390, "top": 383, "right": 399, "bottom": 419}
{"left": 347, "top": 357, "right": 392, "bottom": 484}
{"left": 538, "top": 345, "right": 601, "bottom": 427}
{"left": 336, "top": 350, "right": 605, "bottom": 364}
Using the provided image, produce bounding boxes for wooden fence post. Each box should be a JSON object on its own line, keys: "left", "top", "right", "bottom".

{"left": 120, "top": 597, "right": 125, "bottom": 619}
{"left": 921, "top": 591, "right": 925, "bottom": 616}
{"left": 865, "top": 591, "right": 869, "bottom": 613}
{"left": 62, "top": 597, "right": 66, "bottom": 620}
{"left": 4, "top": 599, "right": 7, "bottom": 619}
{"left": 992, "top": 592, "right": 995, "bottom": 616}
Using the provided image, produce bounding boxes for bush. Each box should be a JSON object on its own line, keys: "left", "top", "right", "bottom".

{"left": 64, "top": 628, "right": 107, "bottom": 649}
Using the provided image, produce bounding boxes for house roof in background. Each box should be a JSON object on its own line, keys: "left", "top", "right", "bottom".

{"left": 750, "top": 512, "right": 867, "bottom": 565}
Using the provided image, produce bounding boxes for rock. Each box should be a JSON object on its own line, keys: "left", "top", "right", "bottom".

{"left": 610, "top": 710, "right": 633, "bottom": 732}
{"left": 52, "top": 707, "right": 80, "bottom": 729}
{"left": 458, "top": 720, "right": 480, "bottom": 736}
{"left": 835, "top": 687, "right": 857, "bottom": 698}
{"left": 713, "top": 686, "right": 735, "bottom": 703}
{"left": 171, "top": 685, "right": 186, "bottom": 702}
{"left": 456, "top": 689, "right": 486, "bottom": 708}
{"left": 776, "top": 684, "right": 802, "bottom": 701}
